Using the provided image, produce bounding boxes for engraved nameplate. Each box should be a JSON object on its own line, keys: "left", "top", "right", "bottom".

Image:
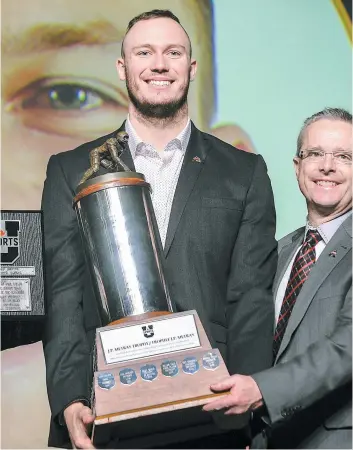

{"left": 100, "top": 314, "right": 201, "bottom": 364}
{"left": 0, "top": 278, "right": 31, "bottom": 312}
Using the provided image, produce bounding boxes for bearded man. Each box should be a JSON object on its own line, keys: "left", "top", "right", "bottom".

{"left": 42, "top": 9, "right": 277, "bottom": 449}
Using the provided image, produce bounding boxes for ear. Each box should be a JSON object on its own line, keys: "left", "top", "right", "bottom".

{"left": 189, "top": 59, "right": 197, "bottom": 81}
{"left": 293, "top": 156, "right": 300, "bottom": 180}
{"left": 116, "top": 58, "right": 126, "bottom": 81}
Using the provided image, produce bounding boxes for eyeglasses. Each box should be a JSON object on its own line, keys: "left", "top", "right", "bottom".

{"left": 299, "top": 150, "right": 352, "bottom": 165}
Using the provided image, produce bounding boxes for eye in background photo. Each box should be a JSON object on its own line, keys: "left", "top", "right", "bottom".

{"left": 1, "top": 1, "right": 351, "bottom": 448}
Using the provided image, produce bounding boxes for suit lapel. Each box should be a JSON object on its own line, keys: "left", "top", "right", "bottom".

{"left": 273, "top": 230, "right": 304, "bottom": 299}
{"left": 276, "top": 216, "right": 352, "bottom": 361}
{"left": 116, "top": 122, "right": 135, "bottom": 171}
{"left": 119, "top": 145, "right": 135, "bottom": 171}
{"left": 164, "top": 124, "right": 209, "bottom": 256}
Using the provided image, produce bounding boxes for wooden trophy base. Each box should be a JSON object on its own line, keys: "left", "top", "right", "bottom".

{"left": 91, "top": 310, "right": 230, "bottom": 440}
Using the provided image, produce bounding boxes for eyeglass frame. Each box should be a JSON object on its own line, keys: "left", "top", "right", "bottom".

{"left": 298, "top": 149, "right": 352, "bottom": 165}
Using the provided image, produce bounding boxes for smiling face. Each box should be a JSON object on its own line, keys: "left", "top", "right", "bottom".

{"left": 117, "top": 17, "right": 197, "bottom": 120}
{"left": 1, "top": 0, "right": 211, "bottom": 210}
{"left": 294, "top": 118, "right": 352, "bottom": 224}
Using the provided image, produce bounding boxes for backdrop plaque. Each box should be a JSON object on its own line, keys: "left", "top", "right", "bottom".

{"left": 0, "top": 211, "right": 45, "bottom": 318}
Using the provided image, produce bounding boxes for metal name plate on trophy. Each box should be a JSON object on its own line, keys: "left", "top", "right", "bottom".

{"left": 0, "top": 211, "right": 45, "bottom": 317}
{"left": 161, "top": 360, "right": 179, "bottom": 377}
{"left": 72, "top": 133, "right": 230, "bottom": 444}
{"left": 140, "top": 364, "right": 158, "bottom": 382}
{"left": 182, "top": 355, "right": 200, "bottom": 375}
{"left": 119, "top": 368, "right": 137, "bottom": 386}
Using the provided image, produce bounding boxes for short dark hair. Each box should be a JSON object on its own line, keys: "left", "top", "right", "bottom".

{"left": 121, "top": 9, "right": 192, "bottom": 58}
{"left": 296, "top": 107, "right": 352, "bottom": 155}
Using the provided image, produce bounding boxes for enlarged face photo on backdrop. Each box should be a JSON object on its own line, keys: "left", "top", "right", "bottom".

{"left": 1, "top": 0, "right": 256, "bottom": 211}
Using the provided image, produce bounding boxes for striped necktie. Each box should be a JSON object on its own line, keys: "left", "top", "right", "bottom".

{"left": 273, "top": 229, "right": 322, "bottom": 359}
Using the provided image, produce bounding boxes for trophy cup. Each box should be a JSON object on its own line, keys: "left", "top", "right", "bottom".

{"left": 73, "top": 133, "right": 230, "bottom": 446}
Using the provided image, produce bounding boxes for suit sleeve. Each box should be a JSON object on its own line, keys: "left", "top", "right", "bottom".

{"left": 252, "top": 286, "right": 352, "bottom": 425}
{"left": 226, "top": 155, "right": 277, "bottom": 375}
{"left": 42, "top": 155, "right": 92, "bottom": 422}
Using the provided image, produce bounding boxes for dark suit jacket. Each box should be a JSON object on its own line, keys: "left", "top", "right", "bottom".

{"left": 253, "top": 215, "right": 352, "bottom": 449}
{"left": 42, "top": 122, "right": 277, "bottom": 448}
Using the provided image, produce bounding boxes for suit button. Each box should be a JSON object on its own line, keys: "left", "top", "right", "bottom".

{"left": 294, "top": 405, "right": 301, "bottom": 411}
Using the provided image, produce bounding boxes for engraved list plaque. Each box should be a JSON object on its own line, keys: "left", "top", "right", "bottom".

{"left": 0, "top": 211, "right": 45, "bottom": 317}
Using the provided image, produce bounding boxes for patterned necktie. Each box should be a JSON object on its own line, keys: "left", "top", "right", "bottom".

{"left": 273, "top": 229, "right": 323, "bottom": 359}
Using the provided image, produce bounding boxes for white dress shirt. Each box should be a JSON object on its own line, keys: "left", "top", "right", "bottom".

{"left": 125, "top": 117, "right": 191, "bottom": 247}
{"left": 275, "top": 209, "right": 352, "bottom": 326}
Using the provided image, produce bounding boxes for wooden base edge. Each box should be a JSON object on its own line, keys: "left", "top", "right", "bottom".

{"left": 94, "top": 391, "right": 229, "bottom": 425}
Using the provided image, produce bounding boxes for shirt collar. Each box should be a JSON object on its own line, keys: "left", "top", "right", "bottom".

{"left": 125, "top": 115, "right": 191, "bottom": 158}
{"left": 305, "top": 209, "right": 352, "bottom": 244}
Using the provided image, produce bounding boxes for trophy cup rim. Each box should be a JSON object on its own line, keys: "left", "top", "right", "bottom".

{"left": 78, "top": 171, "right": 146, "bottom": 189}
{"left": 74, "top": 172, "right": 149, "bottom": 204}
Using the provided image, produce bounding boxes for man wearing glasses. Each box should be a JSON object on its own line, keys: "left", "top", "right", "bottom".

{"left": 205, "top": 107, "right": 352, "bottom": 449}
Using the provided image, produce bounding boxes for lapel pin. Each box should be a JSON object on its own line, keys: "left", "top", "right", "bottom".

{"left": 192, "top": 156, "right": 202, "bottom": 163}
{"left": 329, "top": 250, "right": 337, "bottom": 257}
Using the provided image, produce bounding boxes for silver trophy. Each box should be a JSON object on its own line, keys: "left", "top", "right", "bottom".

{"left": 74, "top": 132, "right": 173, "bottom": 325}
{"left": 72, "top": 133, "right": 229, "bottom": 447}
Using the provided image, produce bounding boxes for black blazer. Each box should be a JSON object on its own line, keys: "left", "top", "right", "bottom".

{"left": 42, "top": 122, "right": 278, "bottom": 447}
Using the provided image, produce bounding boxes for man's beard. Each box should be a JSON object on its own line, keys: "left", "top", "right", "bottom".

{"left": 125, "top": 72, "right": 190, "bottom": 120}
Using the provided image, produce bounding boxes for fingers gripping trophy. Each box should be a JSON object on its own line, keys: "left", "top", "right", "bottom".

{"left": 73, "top": 133, "right": 230, "bottom": 445}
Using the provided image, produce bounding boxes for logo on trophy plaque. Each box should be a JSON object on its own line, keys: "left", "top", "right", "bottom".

{"left": 73, "top": 132, "right": 230, "bottom": 441}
